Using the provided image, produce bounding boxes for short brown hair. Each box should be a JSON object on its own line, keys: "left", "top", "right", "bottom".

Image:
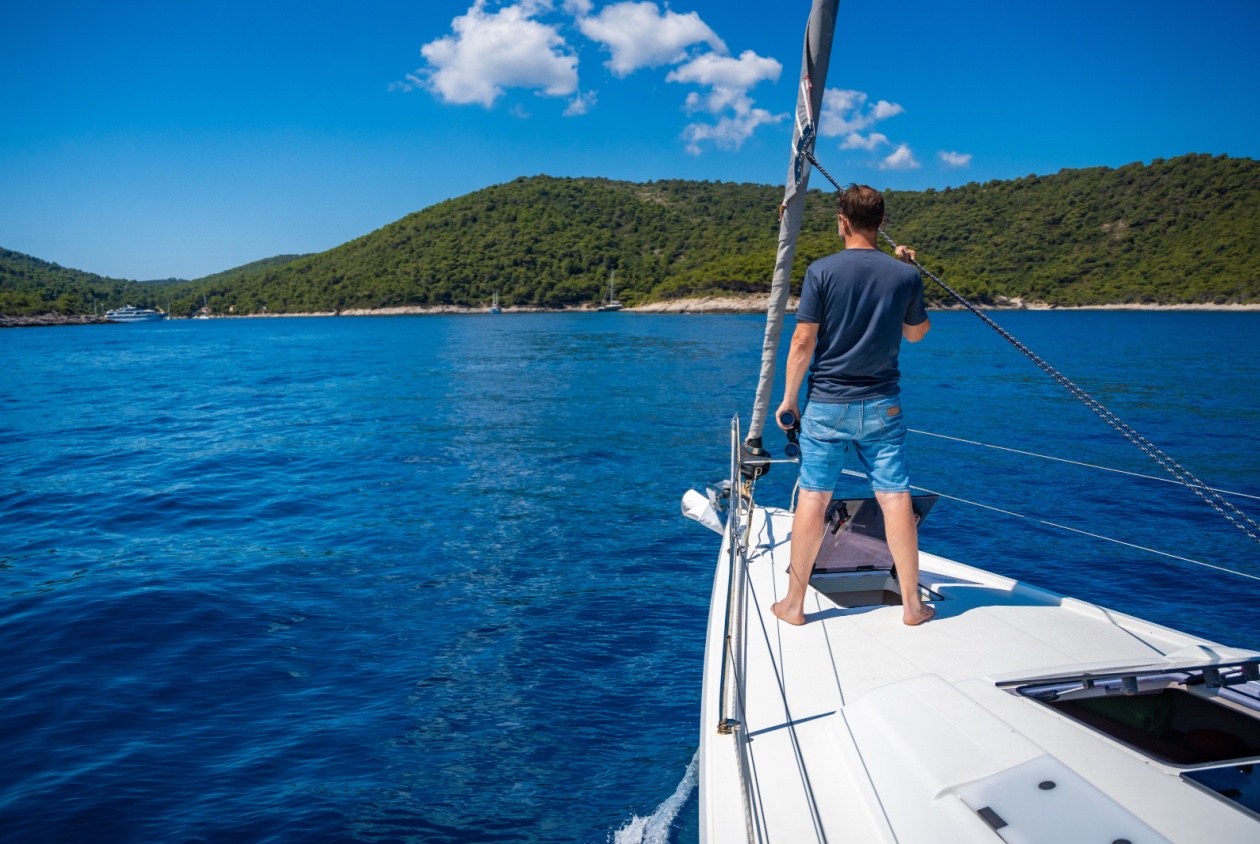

{"left": 836, "top": 184, "right": 884, "bottom": 231}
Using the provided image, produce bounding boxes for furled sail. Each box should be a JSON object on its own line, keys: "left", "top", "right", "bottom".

{"left": 746, "top": 0, "right": 839, "bottom": 446}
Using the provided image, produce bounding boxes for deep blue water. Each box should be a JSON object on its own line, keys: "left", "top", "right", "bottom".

{"left": 2, "top": 311, "right": 1258, "bottom": 843}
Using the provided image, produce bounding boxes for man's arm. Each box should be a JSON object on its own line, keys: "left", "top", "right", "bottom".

{"left": 776, "top": 321, "right": 818, "bottom": 428}
{"left": 894, "top": 245, "right": 930, "bottom": 343}
{"left": 903, "top": 317, "right": 930, "bottom": 343}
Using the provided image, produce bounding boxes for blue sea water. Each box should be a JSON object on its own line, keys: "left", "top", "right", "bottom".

{"left": 2, "top": 311, "right": 1258, "bottom": 843}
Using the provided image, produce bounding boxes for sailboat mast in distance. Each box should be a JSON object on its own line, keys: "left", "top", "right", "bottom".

{"left": 598, "top": 270, "right": 623, "bottom": 311}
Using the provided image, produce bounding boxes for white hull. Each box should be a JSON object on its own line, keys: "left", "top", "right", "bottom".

{"left": 105, "top": 307, "right": 165, "bottom": 323}
{"left": 700, "top": 503, "right": 1260, "bottom": 842}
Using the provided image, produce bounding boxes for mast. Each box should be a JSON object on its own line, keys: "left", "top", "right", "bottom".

{"left": 746, "top": 0, "right": 839, "bottom": 446}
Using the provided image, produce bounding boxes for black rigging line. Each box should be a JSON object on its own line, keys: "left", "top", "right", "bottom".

{"left": 803, "top": 148, "right": 1260, "bottom": 547}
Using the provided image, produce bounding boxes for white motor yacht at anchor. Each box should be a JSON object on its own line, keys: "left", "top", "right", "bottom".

{"left": 104, "top": 305, "right": 165, "bottom": 323}
{"left": 683, "top": 2, "right": 1260, "bottom": 841}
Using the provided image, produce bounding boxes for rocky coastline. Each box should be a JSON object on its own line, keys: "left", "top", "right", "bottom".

{"left": 0, "top": 313, "right": 110, "bottom": 328}
{"left": 626, "top": 295, "right": 1260, "bottom": 314}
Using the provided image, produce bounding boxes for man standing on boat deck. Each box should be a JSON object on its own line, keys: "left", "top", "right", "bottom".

{"left": 771, "top": 184, "right": 935, "bottom": 628}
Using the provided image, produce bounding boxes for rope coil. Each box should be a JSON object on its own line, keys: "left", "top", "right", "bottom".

{"left": 803, "top": 149, "right": 1260, "bottom": 546}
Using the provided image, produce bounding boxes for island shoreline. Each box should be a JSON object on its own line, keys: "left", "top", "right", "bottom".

{"left": 228, "top": 297, "right": 1260, "bottom": 317}
{"left": 5, "top": 298, "right": 1259, "bottom": 327}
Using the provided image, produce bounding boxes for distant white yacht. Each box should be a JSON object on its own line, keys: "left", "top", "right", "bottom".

{"left": 105, "top": 305, "right": 165, "bottom": 323}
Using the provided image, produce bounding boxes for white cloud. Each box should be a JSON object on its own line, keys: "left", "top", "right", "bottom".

{"left": 669, "top": 50, "right": 780, "bottom": 116}
{"left": 938, "top": 150, "right": 972, "bottom": 168}
{"left": 666, "top": 50, "right": 784, "bottom": 153}
{"left": 681, "top": 109, "right": 783, "bottom": 155}
{"left": 408, "top": 0, "right": 780, "bottom": 144}
{"left": 665, "top": 50, "right": 781, "bottom": 90}
{"left": 683, "top": 87, "right": 747, "bottom": 114}
{"left": 819, "top": 89, "right": 904, "bottom": 137}
{"left": 840, "top": 132, "right": 887, "bottom": 151}
{"left": 818, "top": 89, "right": 865, "bottom": 135}
{"left": 870, "top": 100, "right": 905, "bottom": 121}
{"left": 564, "top": 89, "right": 598, "bottom": 116}
{"left": 577, "top": 1, "right": 725, "bottom": 76}
{"left": 880, "top": 143, "right": 920, "bottom": 170}
{"left": 415, "top": 0, "right": 578, "bottom": 108}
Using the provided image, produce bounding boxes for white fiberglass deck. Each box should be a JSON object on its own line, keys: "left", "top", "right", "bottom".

{"left": 699, "top": 505, "right": 1260, "bottom": 843}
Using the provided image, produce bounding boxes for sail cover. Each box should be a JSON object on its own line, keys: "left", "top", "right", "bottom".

{"left": 747, "top": 0, "right": 839, "bottom": 444}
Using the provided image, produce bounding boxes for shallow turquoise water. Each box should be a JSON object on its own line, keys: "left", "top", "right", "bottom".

{"left": 1, "top": 311, "right": 1257, "bottom": 842}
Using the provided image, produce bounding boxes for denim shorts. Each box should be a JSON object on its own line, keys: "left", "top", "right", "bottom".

{"left": 797, "top": 395, "right": 911, "bottom": 494}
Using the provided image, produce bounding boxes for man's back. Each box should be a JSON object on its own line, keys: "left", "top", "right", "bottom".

{"left": 772, "top": 183, "right": 936, "bottom": 630}
{"left": 796, "top": 248, "right": 927, "bottom": 403}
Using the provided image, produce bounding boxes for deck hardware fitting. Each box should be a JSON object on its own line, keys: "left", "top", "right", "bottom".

{"left": 976, "top": 807, "right": 1007, "bottom": 830}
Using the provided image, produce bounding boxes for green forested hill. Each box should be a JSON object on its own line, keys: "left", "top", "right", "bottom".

{"left": 211, "top": 177, "right": 806, "bottom": 312}
{"left": 191, "top": 254, "right": 311, "bottom": 289}
{"left": 4, "top": 153, "right": 1257, "bottom": 316}
{"left": 881, "top": 153, "right": 1259, "bottom": 305}
{"left": 0, "top": 252, "right": 307, "bottom": 316}
{"left": 0, "top": 249, "right": 164, "bottom": 316}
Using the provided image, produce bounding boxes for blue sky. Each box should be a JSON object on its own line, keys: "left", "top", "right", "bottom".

{"left": 3, "top": 0, "right": 1257, "bottom": 280}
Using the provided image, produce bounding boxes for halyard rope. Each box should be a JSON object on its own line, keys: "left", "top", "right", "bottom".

{"left": 803, "top": 148, "right": 1260, "bottom": 547}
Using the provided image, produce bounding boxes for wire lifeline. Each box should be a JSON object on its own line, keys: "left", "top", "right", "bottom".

{"left": 909, "top": 428, "right": 1260, "bottom": 502}
{"left": 921, "top": 485, "right": 1260, "bottom": 584}
{"left": 836, "top": 468, "right": 1260, "bottom": 582}
{"left": 804, "top": 148, "right": 1260, "bottom": 547}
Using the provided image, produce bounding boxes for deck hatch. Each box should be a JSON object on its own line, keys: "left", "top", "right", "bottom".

{"left": 1010, "top": 661, "right": 1260, "bottom": 773}
{"left": 812, "top": 495, "right": 938, "bottom": 574}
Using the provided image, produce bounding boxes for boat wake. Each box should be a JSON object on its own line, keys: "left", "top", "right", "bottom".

{"left": 610, "top": 751, "right": 698, "bottom": 844}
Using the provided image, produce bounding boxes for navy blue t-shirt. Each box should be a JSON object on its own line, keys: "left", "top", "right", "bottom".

{"left": 796, "top": 248, "right": 928, "bottom": 403}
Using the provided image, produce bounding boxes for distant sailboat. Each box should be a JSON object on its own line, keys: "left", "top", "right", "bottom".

{"left": 490, "top": 290, "right": 502, "bottom": 314}
{"left": 597, "top": 270, "right": 623, "bottom": 311}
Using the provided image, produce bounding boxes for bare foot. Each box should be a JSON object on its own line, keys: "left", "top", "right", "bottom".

{"left": 771, "top": 600, "right": 807, "bottom": 626}
{"left": 903, "top": 604, "right": 935, "bottom": 626}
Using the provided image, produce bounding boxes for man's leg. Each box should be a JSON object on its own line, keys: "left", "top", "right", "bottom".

{"left": 874, "top": 490, "right": 934, "bottom": 626}
{"left": 771, "top": 489, "right": 832, "bottom": 626}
